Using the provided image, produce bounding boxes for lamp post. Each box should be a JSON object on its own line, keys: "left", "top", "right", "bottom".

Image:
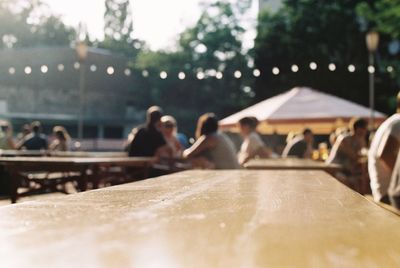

{"left": 76, "top": 41, "right": 88, "bottom": 140}
{"left": 366, "top": 31, "right": 379, "bottom": 130}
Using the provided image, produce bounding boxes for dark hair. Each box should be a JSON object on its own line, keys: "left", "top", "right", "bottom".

{"left": 352, "top": 118, "right": 368, "bottom": 131}
{"left": 239, "top": 116, "right": 259, "bottom": 130}
{"left": 195, "top": 113, "right": 218, "bottom": 139}
{"left": 146, "top": 106, "right": 163, "bottom": 128}
{"left": 31, "top": 121, "right": 41, "bottom": 133}
{"left": 303, "top": 128, "right": 313, "bottom": 135}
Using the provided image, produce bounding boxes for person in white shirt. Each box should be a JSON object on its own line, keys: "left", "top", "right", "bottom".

{"left": 369, "top": 91, "right": 400, "bottom": 203}
{"left": 237, "top": 116, "right": 269, "bottom": 165}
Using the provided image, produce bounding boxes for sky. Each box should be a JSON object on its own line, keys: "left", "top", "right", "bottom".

{"left": 42, "top": 0, "right": 258, "bottom": 51}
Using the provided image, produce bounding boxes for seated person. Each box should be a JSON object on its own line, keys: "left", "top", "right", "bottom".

{"left": 327, "top": 118, "right": 368, "bottom": 190}
{"left": 17, "top": 121, "right": 47, "bottom": 150}
{"left": 126, "top": 106, "right": 170, "bottom": 158}
{"left": 49, "top": 126, "right": 71, "bottom": 151}
{"left": 160, "top": 115, "right": 183, "bottom": 158}
{"left": 183, "top": 113, "right": 239, "bottom": 169}
{"left": 388, "top": 151, "right": 400, "bottom": 210}
{"left": 369, "top": 92, "right": 400, "bottom": 203}
{"left": 282, "top": 128, "right": 314, "bottom": 158}
{"left": 237, "top": 116, "right": 270, "bottom": 165}
{"left": 0, "top": 120, "right": 15, "bottom": 150}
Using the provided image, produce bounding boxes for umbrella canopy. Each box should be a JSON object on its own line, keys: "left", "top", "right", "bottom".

{"left": 220, "top": 87, "right": 387, "bottom": 134}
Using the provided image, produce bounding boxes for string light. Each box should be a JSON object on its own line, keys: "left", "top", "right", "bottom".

{"left": 8, "top": 67, "right": 15, "bottom": 75}
{"left": 387, "top": 66, "right": 394, "bottom": 73}
{"left": 234, "top": 70, "right": 242, "bottom": 79}
{"left": 57, "top": 64, "right": 65, "bottom": 71}
{"left": 309, "top": 62, "right": 317, "bottom": 70}
{"left": 328, "top": 63, "right": 336, "bottom": 71}
{"left": 368, "top": 66, "right": 375, "bottom": 74}
{"left": 197, "top": 72, "right": 205, "bottom": 80}
{"left": 124, "top": 68, "right": 131, "bottom": 76}
{"left": 272, "top": 67, "right": 280, "bottom": 75}
{"left": 178, "top": 72, "right": 186, "bottom": 80}
{"left": 107, "top": 66, "right": 115, "bottom": 75}
{"left": 216, "top": 71, "right": 223, "bottom": 79}
{"left": 348, "top": 64, "right": 355, "bottom": 73}
{"left": 40, "top": 65, "right": 48, "bottom": 73}
{"left": 24, "top": 66, "right": 32, "bottom": 74}
{"left": 253, "top": 69, "right": 260, "bottom": 77}
{"left": 73, "top": 62, "right": 80, "bottom": 70}
{"left": 160, "top": 71, "right": 167, "bottom": 79}
{"left": 90, "top": 65, "right": 97, "bottom": 72}
{"left": 142, "top": 70, "right": 149, "bottom": 77}
{"left": 291, "top": 65, "right": 299, "bottom": 73}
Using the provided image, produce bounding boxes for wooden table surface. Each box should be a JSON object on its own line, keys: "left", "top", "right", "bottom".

{"left": 0, "top": 170, "right": 399, "bottom": 267}
{"left": 244, "top": 158, "right": 342, "bottom": 172}
{"left": 0, "top": 150, "right": 127, "bottom": 158}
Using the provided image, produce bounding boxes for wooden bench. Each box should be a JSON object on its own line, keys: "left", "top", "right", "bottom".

{"left": 1, "top": 170, "right": 399, "bottom": 267}
{"left": 0, "top": 156, "right": 154, "bottom": 203}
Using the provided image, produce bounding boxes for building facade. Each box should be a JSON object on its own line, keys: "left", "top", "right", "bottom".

{"left": 0, "top": 47, "right": 143, "bottom": 141}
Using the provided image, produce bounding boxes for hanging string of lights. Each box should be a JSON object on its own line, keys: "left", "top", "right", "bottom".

{"left": 4, "top": 61, "right": 396, "bottom": 79}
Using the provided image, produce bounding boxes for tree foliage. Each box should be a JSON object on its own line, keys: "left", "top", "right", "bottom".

{"left": 253, "top": 0, "right": 398, "bottom": 114}
{"left": 0, "top": 0, "right": 75, "bottom": 48}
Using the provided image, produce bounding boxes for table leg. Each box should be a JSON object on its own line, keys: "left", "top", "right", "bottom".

{"left": 9, "top": 168, "right": 19, "bottom": 204}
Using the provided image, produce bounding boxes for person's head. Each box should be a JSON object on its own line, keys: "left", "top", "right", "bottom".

{"left": 238, "top": 116, "right": 259, "bottom": 137}
{"left": 350, "top": 118, "right": 368, "bottom": 138}
{"left": 146, "top": 106, "right": 163, "bottom": 130}
{"left": 195, "top": 113, "right": 218, "bottom": 139}
{"left": 53, "top": 126, "right": 70, "bottom": 141}
{"left": 161, "top": 115, "right": 177, "bottom": 137}
{"left": 303, "top": 128, "right": 313, "bottom": 143}
{"left": 31, "top": 121, "right": 42, "bottom": 134}
{"left": 0, "top": 120, "right": 11, "bottom": 133}
{"left": 22, "top": 124, "right": 31, "bottom": 135}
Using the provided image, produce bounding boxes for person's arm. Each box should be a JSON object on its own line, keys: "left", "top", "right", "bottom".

{"left": 379, "top": 135, "right": 400, "bottom": 171}
{"left": 183, "top": 135, "right": 216, "bottom": 159}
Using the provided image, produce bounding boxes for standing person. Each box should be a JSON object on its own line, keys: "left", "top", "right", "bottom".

{"left": 282, "top": 128, "right": 314, "bottom": 159}
{"left": 17, "top": 121, "right": 47, "bottom": 150}
{"left": 0, "top": 120, "right": 15, "bottom": 150}
{"left": 237, "top": 116, "right": 270, "bottom": 165}
{"left": 160, "top": 115, "right": 183, "bottom": 158}
{"left": 369, "top": 92, "right": 400, "bottom": 204}
{"left": 183, "top": 113, "right": 239, "bottom": 169}
{"left": 126, "top": 106, "right": 169, "bottom": 158}
{"left": 326, "top": 118, "right": 368, "bottom": 191}
{"left": 49, "top": 126, "right": 71, "bottom": 151}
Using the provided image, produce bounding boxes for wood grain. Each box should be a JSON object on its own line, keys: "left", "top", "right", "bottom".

{"left": 0, "top": 170, "right": 399, "bottom": 267}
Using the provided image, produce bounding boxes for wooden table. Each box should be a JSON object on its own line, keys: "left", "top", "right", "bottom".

{"left": 244, "top": 158, "right": 342, "bottom": 173}
{"left": 0, "top": 157, "right": 154, "bottom": 203}
{"left": 0, "top": 150, "right": 127, "bottom": 158}
{"left": 1, "top": 170, "right": 399, "bottom": 267}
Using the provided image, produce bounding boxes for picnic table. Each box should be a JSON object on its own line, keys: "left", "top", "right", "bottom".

{"left": 1, "top": 170, "right": 400, "bottom": 267}
{"left": 0, "top": 156, "right": 154, "bottom": 203}
{"left": 244, "top": 157, "right": 342, "bottom": 173}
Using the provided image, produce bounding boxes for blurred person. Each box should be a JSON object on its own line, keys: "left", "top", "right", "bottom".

{"left": 237, "top": 116, "right": 270, "bottom": 165}
{"left": 126, "top": 106, "right": 169, "bottom": 158}
{"left": 17, "top": 121, "right": 47, "bottom": 150}
{"left": 327, "top": 118, "right": 368, "bottom": 191}
{"left": 282, "top": 128, "right": 314, "bottom": 158}
{"left": 160, "top": 115, "right": 183, "bottom": 158}
{"left": 388, "top": 151, "right": 400, "bottom": 210}
{"left": 0, "top": 120, "right": 16, "bottom": 149}
{"left": 16, "top": 124, "right": 31, "bottom": 143}
{"left": 183, "top": 113, "right": 239, "bottom": 169}
{"left": 49, "top": 126, "right": 71, "bottom": 151}
{"left": 369, "top": 92, "right": 400, "bottom": 204}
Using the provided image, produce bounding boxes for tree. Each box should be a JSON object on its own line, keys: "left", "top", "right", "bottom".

{"left": 101, "top": 0, "right": 140, "bottom": 58}
{"left": 133, "top": 1, "right": 254, "bottom": 135}
{"left": 253, "top": 0, "right": 397, "bottom": 114}
{"left": 0, "top": 0, "right": 75, "bottom": 49}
